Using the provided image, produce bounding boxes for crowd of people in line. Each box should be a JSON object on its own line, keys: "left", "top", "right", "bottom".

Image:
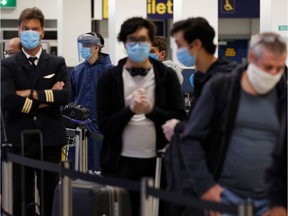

{"left": 1, "top": 6, "right": 287, "bottom": 216}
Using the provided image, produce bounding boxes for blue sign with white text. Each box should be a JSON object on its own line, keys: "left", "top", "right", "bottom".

{"left": 219, "top": 0, "right": 259, "bottom": 18}
{"left": 147, "top": 0, "right": 173, "bottom": 19}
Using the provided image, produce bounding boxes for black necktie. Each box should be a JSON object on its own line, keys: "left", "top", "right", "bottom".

{"left": 126, "top": 67, "right": 150, "bottom": 76}
{"left": 28, "top": 57, "right": 37, "bottom": 73}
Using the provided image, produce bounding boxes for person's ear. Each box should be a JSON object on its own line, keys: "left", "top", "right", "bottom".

{"left": 159, "top": 50, "right": 166, "bottom": 61}
{"left": 192, "top": 39, "right": 202, "bottom": 50}
{"left": 247, "top": 51, "right": 255, "bottom": 63}
{"left": 95, "top": 45, "right": 101, "bottom": 53}
{"left": 40, "top": 28, "right": 45, "bottom": 40}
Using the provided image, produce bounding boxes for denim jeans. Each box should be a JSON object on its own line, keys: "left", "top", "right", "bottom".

{"left": 221, "top": 187, "right": 269, "bottom": 216}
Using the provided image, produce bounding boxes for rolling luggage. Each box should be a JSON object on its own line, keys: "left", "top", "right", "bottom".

{"left": 52, "top": 179, "right": 132, "bottom": 216}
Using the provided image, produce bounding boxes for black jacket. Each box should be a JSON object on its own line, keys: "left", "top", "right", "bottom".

{"left": 180, "top": 64, "right": 287, "bottom": 196}
{"left": 175, "top": 58, "right": 237, "bottom": 133}
{"left": 96, "top": 57, "right": 187, "bottom": 175}
{"left": 1, "top": 50, "right": 72, "bottom": 147}
{"left": 266, "top": 104, "right": 287, "bottom": 208}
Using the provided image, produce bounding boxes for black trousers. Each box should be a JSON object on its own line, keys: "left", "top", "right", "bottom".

{"left": 115, "top": 156, "right": 156, "bottom": 216}
{"left": 12, "top": 141, "right": 62, "bottom": 216}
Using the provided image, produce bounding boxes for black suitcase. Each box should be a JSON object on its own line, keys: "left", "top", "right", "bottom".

{"left": 52, "top": 179, "right": 132, "bottom": 216}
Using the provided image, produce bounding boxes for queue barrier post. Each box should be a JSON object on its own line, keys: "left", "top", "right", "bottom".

{"left": 60, "top": 161, "right": 72, "bottom": 216}
{"left": 141, "top": 177, "right": 154, "bottom": 216}
{"left": 1, "top": 143, "right": 13, "bottom": 215}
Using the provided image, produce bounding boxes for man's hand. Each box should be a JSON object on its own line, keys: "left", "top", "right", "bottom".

{"left": 162, "top": 119, "right": 180, "bottom": 141}
{"left": 16, "top": 89, "right": 30, "bottom": 97}
{"left": 39, "top": 103, "right": 49, "bottom": 109}
{"left": 201, "top": 184, "right": 223, "bottom": 216}
{"left": 263, "top": 206, "right": 287, "bottom": 216}
{"left": 129, "top": 88, "right": 152, "bottom": 114}
{"left": 52, "top": 81, "right": 65, "bottom": 90}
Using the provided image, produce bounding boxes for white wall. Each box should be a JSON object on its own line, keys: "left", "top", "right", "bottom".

{"left": 0, "top": 0, "right": 58, "bottom": 19}
{"left": 260, "top": 0, "right": 288, "bottom": 62}
{"left": 219, "top": 18, "right": 260, "bottom": 39}
{"left": 57, "top": 0, "right": 91, "bottom": 66}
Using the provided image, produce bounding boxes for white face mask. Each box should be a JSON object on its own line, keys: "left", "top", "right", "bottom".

{"left": 247, "top": 63, "right": 283, "bottom": 94}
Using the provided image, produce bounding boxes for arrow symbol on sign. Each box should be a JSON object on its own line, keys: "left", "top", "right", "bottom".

{"left": 0, "top": 0, "right": 7, "bottom": 5}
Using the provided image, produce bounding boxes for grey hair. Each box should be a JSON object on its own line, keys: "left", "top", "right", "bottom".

{"left": 249, "top": 32, "right": 287, "bottom": 59}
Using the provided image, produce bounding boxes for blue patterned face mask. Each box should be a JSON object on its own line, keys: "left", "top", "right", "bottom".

{"left": 126, "top": 42, "right": 150, "bottom": 63}
{"left": 20, "top": 30, "right": 41, "bottom": 50}
{"left": 176, "top": 47, "right": 196, "bottom": 67}
{"left": 81, "top": 47, "right": 92, "bottom": 60}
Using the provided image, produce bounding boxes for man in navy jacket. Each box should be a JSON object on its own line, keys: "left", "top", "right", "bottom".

{"left": 1, "top": 7, "right": 71, "bottom": 216}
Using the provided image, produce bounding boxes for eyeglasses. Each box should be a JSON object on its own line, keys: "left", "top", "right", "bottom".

{"left": 126, "top": 36, "right": 150, "bottom": 46}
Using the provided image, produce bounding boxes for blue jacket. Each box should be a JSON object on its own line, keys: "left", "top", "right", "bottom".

{"left": 71, "top": 53, "right": 113, "bottom": 131}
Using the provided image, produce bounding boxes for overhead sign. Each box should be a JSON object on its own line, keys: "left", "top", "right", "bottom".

{"left": 220, "top": 0, "right": 235, "bottom": 14}
{"left": 219, "top": 0, "right": 260, "bottom": 18}
{"left": 0, "top": 0, "right": 16, "bottom": 8}
{"left": 103, "top": 0, "right": 108, "bottom": 19}
{"left": 102, "top": 0, "right": 173, "bottom": 19}
{"left": 147, "top": 0, "right": 173, "bottom": 19}
{"left": 278, "top": 25, "right": 288, "bottom": 31}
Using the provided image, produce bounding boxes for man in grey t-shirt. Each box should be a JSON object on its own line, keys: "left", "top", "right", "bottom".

{"left": 179, "top": 32, "right": 287, "bottom": 216}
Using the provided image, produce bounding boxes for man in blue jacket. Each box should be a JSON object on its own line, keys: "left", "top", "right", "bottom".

{"left": 180, "top": 32, "right": 287, "bottom": 216}
{"left": 71, "top": 32, "right": 113, "bottom": 171}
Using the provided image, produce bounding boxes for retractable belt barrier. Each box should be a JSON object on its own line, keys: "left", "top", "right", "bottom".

{"left": 3, "top": 151, "right": 253, "bottom": 216}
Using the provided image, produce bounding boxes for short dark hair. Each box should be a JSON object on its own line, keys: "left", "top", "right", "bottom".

{"left": 117, "top": 17, "right": 157, "bottom": 43}
{"left": 152, "top": 36, "right": 167, "bottom": 52}
{"left": 18, "top": 7, "right": 45, "bottom": 28}
{"left": 170, "top": 17, "right": 216, "bottom": 54}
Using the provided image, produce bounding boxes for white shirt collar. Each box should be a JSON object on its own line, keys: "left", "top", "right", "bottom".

{"left": 22, "top": 47, "right": 42, "bottom": 65}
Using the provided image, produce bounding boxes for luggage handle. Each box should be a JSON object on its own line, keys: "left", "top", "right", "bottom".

{"left": 153, "top": 148, "right": 166, "bottom": 216}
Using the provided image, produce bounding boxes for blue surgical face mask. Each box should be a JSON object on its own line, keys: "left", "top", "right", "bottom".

{"left": 20, "top": 30, "right": 41, "bottom": 50}
{"left": 176, "top": 47, "right": 196, "bottom": 67}
{"left": 149, "top": 53, "right": 159, "bottom": 61}
{"left": 126, "top": 42, "right": 150, "bottom": 63}
{"left": 81, "top": 47, "right": 92, "bottom": 60}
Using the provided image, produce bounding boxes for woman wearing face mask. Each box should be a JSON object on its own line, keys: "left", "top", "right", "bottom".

{"left": 96, "top": 17, "right": 186, "bottom": 216}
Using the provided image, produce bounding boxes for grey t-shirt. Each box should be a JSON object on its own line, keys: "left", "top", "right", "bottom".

{"left": 219, "top": 88, "right": 279, "bottom": 198}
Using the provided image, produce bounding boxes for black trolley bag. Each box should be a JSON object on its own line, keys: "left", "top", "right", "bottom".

{"left": 52, "top": 179, "right": 132, "bottom": 216}
{"left": 20, "top": 130, "right": 44, "bottom": 216}
{"left": 52, "top": 129, "right": 132, "bottom": 216}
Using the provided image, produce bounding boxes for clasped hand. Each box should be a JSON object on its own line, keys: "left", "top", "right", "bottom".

{"left": 129, "top": 88, "right": 152, "bottom": 114}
